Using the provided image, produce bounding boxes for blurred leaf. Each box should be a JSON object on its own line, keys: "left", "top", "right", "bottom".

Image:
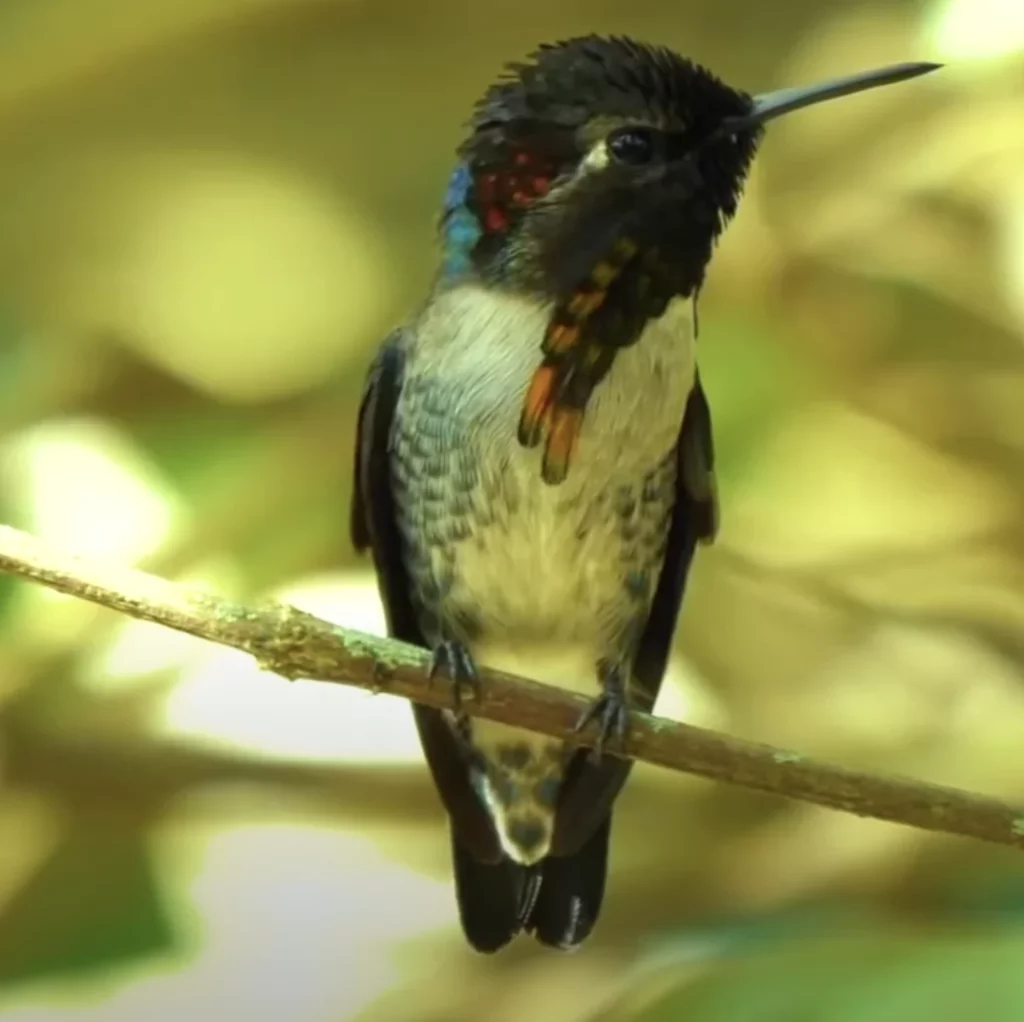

{"left": 0, "top": 418, "right": 184, "bottom": 562}
{"left": 639, "top": 904, "right": 874, "bottom": 961}
{"left": 697, "top": 314, "right": 809, "bottom": 489}
{"left": 628, "top": 929, "right": 1024, "bottom": 1022}
{"left": 0, "top": 566, "right": 18, "bottom": 626}
{"left": 0, "top": 314, "right": 29, "bottom": 392}
{"left": 925, "top": 0, "right": 1024, "bottom": 61}
{"left": 102, "top": 154, "right": 392, "bottom": 401}
{"left": 135, "top": 404, "right": 266, "bottom": 490}
{"left": 0, "top": 820, "right": 176, "bottom": 987}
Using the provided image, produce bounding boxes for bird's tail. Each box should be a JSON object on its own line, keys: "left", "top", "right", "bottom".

{"left": 451, "top": 815, "right": 611, "bottom": 953}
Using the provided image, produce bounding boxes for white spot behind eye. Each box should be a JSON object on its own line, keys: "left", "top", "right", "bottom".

{"left": 580, "top": 140, "right": 610, "bottom": 173}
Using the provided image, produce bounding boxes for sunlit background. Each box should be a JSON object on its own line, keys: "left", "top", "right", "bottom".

{"left": 0, "top": 0, "right": 1022, "bottom": 1019}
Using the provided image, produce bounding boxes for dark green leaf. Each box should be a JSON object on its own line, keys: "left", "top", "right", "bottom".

{"left": 0, "top": 819, "right": 176, "bottom": 987}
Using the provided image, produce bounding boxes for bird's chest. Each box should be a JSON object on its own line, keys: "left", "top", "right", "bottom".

{"left": 450, "top": 455, "right": 654, "bottom": 639}
{"left": 393, "top": 285, "right": 695, "bottom": 642}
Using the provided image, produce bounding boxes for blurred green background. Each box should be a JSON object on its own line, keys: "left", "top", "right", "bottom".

{"left": 0, "top": 0, "right": 1022, "bottom": 1019}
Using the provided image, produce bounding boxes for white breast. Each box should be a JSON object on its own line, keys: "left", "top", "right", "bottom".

{"left": 410, "top": 284, "right": 696, "bottom": 646}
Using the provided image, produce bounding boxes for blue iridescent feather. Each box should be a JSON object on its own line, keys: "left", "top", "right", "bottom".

{"left": 439, "top": 163, "right": 482, "bottom": 279}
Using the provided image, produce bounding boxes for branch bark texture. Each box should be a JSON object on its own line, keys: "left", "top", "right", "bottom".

{"left": 2, "top": 523, "right": 1023, "bottom": 851}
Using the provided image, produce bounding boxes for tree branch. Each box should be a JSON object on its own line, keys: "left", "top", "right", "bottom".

{"left": 1, "top": 523, "right": 1023, "bottom": 851}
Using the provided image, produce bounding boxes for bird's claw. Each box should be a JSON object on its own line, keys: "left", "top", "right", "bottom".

{"left": 428, "top": 639, "right": 480, "bottom": 719}
{"left": 574, "top": 663, "right": 630, "bottom": 764}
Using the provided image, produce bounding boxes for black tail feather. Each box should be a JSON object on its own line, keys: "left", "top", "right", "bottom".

{"left": 526, "top": 815, "right": 611, "bottom": 950}
{"left": 451, "top": 832, "right": 535, "bottom": 953}
{"left": 452, "top": 816, "right": 612, "bottom": 952}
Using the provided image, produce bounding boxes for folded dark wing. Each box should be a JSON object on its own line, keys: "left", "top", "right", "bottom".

{"left": 350, "top": 331, "right": 502, "bottom": 864}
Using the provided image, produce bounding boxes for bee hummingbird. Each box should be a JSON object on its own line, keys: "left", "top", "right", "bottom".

{"left": 350, "top": 36, "right": 938, "bottom": 952}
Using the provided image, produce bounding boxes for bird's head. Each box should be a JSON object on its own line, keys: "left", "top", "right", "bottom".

{"left": 437, "top": 36, "right": 938, "bottom": 483}
{"left": 442, "top": 36, "right": 758, "bottom": 303}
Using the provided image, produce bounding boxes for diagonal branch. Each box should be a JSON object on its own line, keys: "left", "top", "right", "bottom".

{"left": 1, "top": 522, "right": 1023, "bottom": 850}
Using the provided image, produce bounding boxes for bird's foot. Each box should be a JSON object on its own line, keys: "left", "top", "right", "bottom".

{"left": 428, "top": 639, "right": 480, "bottom": 721}
{"left": 573, "top": 661, "right": 630, "bottom": 764}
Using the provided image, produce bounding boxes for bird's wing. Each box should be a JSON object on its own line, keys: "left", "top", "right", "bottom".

{"left": 350, "top": 330, "right": 503, "bottom": 868}
{"left": 550, "top": 374, "right": 717, "bottom": 856}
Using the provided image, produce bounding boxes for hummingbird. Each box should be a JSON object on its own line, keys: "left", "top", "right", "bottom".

{"left": 350, "top": 36, "right": 938, "bottom": 952}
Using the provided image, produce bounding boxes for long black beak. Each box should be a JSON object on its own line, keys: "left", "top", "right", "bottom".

{"left": 715, "top": 61, "right": 941, "bottom": 137}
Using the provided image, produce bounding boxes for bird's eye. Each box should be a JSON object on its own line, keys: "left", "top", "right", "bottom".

{"left": 607, "top": 127, "right": 659, "bottom": 165}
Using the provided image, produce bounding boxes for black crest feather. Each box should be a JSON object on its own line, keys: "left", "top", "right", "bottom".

{"left": 470, "top": 35, "right": 752, "bottom": 136}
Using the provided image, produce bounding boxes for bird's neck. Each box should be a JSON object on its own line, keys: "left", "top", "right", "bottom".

{"left": 411, "top": 282, "right": 695, "bottom": 476}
